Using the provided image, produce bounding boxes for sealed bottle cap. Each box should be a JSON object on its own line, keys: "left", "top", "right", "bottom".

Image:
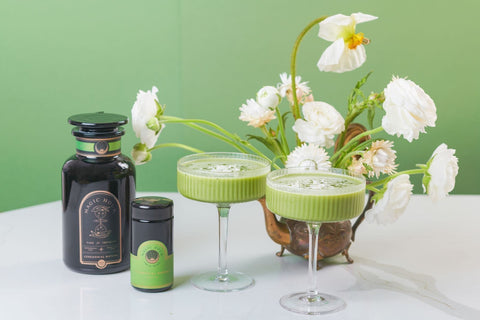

{"left": 69, "top": 112, "right": 128, "bottom": 138}
{"left": 132, "top": 197, "right": 174, "bottom": 221}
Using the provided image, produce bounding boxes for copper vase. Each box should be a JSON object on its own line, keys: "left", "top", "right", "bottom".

{"left": 259, "top": 123, "right": 374, "bottom": 266}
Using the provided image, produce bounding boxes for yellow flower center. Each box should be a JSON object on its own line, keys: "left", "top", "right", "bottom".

{"left": 347, "top": 32, "right": 365, "bottom": 49}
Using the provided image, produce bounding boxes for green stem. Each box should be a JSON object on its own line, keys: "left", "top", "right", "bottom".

{"left": 290, "top": 16, "right": 328, "bottom": 121}
{"left": 335, "top": 138, "right": 374, "bottom": 168}
{"left": 148, "top": 143, "right": 204, "bottom": 154}
{"left": 160, "top": 118, "right": 249, "bottom": 153}
{"left": 337, "top": 150, "right": 364, "bottom": 168}
{"left": 275, "top": 107, "right": 290, "bottom": 158}
{"left": 336, "top": 105, "right": 365, "bottom": 151}
{"left": 331, "top": 126, "right": 384, "bottom": 164}
{"left": 160, "top": 116, "right": 255, "bottom": 153}
{"left": 369, "top": 168, "right": 425, "bottom": 188}
{"left": 158, "top": 116, "right": 279, "bottom": 169}
{"left": 161, "top": 116, "right": 242, "bottom": 144}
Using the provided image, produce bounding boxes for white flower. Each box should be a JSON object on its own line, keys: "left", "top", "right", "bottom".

{"left": 292, "top": 101, "right": 345, "bottom": 148}
{"left": 317, "top": 13, "right": 378, "bottom": 73}
{"left": 256, "top": 86, "right": 281, "bottom": 109}
{"left": 348, "top": 157, "right": 367, "bottom": 176}
{"left": 425, "top": 143, "right": 459, "bottom": 201}
{"left": 365, "top": 174, "right": 413, "bottom": 225}
{"left": 277, "top": 73, "right": 313, "bottom": 105}
{"left": 131, "top": 143, "right": 152, "bottom": 165}
{"left": 362, "top": 140, "right": 398, "bottom": 178}
{"left": 131, "top": 86, "right": 164, "bottom": 148}
{"left": 239, "top": 99, "right": 276, "bottom": 128}
{"left": 382, "top": 77, "right": 437, "bottom": 142}
{"left": 285, "top": 143, "right": 331, "bottom": 169}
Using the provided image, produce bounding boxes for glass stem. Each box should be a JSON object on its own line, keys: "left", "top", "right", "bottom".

{"left": 217, "top": 204, "right": 231, "bottom": 282}
{"left": 307, "top": 223, "right": 321, "bottom": 298}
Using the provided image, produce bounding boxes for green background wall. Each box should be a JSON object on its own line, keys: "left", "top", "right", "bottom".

{"left": 1, "top": 0, "right": 478, "bottom": 212}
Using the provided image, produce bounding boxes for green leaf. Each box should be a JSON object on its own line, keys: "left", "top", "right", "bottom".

{"left": 155, "top": 100, "right": 165, "bottom": 117}
{"left": 348, "top": 71, "right": 373, "bottom": 111}
{"left": 246, "top": 134, "right": 279, "bottom": 155}
{"left": 355, "top": 71, "right": 373, "bottom": 89}
{"left": 282, "top": 111, "right": 291, "bottom": 126}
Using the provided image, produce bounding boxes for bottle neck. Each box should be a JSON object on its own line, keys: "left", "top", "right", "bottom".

{"left": 75, "top": 136, "right": 122, "bottom": 158}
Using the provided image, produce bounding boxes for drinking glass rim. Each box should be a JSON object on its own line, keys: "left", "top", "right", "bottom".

{"left": 177, "top": 152, "right": 271, "bottom": 178}
{"left": 266, "top": 167, "right": 366, "bottom": 195}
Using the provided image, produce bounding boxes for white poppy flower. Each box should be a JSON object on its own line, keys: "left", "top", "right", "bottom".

{"left": 256, "top": 86, "right": 281, "bottom": 109}
{"left": 382, "top": 77, "right": 437, "bottom": 142}
{"left": 292, "top": 101, "right": 345, "bottom": 148}
{"left": 131, "top": 143, "right": 152, "bottom": 165}
{"left": 277, "top": 73, "right": 313, "bottom": 105}
{"left": 131, "top": 86, "right": 164, "bottom": 148}
{"left": 365, "top": 174, "right": 413, "bottom": 225}
{"left": 239, "top": 99, "right": 276, "bottom": 128}
{"left": 363, "top": 140, "right": 398, "bottom": 178}
{"left": 317, "top": 13, "right": 378, "bottom": 73}
{"left": 425, "top": 143, "right": 459, "bottom": 201}
{"left": 285, "top": 143, "right": 331, "bottom": 169}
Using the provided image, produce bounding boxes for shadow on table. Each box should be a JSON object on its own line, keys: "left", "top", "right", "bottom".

{"left": 338, "top": 256, "right": 480, "bottom": 320}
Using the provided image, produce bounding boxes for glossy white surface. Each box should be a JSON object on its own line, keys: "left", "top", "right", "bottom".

{"left": 0, "top": 194, "right": 479, "bottom": 319}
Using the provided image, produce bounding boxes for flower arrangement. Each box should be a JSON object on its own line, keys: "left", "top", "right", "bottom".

{"left": 130, "top": 12, "right": 459, "bottom": 227}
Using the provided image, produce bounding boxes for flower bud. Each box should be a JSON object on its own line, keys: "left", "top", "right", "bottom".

{"left": 131, "top": 143, "right": 152, "bottom": 165}
{"left": 256, "top": 86, "right": 281, "bottom": 109}
{"left": 146, "top": 117, "right": 162, "bottom": 133}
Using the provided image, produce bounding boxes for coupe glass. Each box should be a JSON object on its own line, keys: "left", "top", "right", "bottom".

{"left": 266, "top": 167, "right": 366, "bottom": 314}
{"left": 177, "top": 152, "right": 271, "bottom": 292}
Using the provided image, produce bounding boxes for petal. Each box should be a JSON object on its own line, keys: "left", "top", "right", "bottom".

{"left": 317, "top": 39, "right": 345, "bottom": 71}
{"left": 351, "top": 13, "right": 378, "bottom": 24}
{"left": 318, "top": 40, "right": 367, "bottom": 73}
{"left": 318, "top": 14, "right": 352, "bottom": 41}
{"left": 336, "top": 44, "right": 367, "bottom": 72}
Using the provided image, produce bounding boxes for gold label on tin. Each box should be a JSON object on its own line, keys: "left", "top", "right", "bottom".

{"left": 79, "top": 191, "right": 122, "bottom": 268}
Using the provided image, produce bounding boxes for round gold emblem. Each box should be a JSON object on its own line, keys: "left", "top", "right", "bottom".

{"left": 94, "top": 141, "right": 109, "bottom": 154}
{"left": 145, "top": 250, "right": 159, "bottom": 264}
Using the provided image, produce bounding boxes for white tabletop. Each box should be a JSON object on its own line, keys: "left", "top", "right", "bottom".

{"left": 0, "top": 193, "right": 479, "bottom": 320}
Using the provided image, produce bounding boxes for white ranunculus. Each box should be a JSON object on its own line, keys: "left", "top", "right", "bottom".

{"left": 239, "top": 99, "right": 276, "bottom": 128}
{"left": 317, "top": 13, "right": 378, "bottom": 73}
{"left": 256, "top": 86, "right": 281, "bottom": 109}
{"left": 362, "top": 140, "right": 398, "bottom": 178}
{"left": 131, "top": 143, "right": 152, "bottom": 165}
{"left": 425, "top": 143, "right": 459, "bottom": 201}
{"left": 365, "top": 174, "right": 413, "bottom": 225}
{"left": 277, "top": 73, "right": 313, "bottom": 106}
{"left": 382, "top": 77, "right": 437, "bottom": 142}
{"left": 292, "top": 101, "right": 345, "bottom": 148}
{"left": 285, "top": 143, "right": 331, "bottom": 169}
{"left": 131, "top": 86, "right": 164, "bottom": 148}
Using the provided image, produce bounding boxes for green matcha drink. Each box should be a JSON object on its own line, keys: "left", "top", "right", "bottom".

{"left": 266, "top": 168, "right": 365, "bottom": 222}
{"left": 177, "top": 152, "right": 271, "bottom": 292}
{"left": 177, "top": 153, "right": 271, "bottom": 204}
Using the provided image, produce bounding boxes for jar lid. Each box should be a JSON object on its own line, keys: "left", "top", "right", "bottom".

{"left": 132, "top": 197, "right": 174, "bottom": 221}
{"left": 68, "top": 112, "right": 128, "bottom": 138}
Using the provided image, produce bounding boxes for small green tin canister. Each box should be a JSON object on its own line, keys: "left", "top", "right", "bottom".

{"left": 130, "top": 197, "right": 173, "bottom": 292}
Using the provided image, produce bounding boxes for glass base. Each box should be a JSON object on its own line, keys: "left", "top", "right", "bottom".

{"left": 280, "top": 292, "right": 346, "bottom": 315}
{"left": 191, "top": 271, "right": 254, "bottom": 292}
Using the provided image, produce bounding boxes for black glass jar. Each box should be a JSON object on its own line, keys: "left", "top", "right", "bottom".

{"left": 62, "top": 112, "right": 136, "bottom": 274}
{"left": 131, "top": 197, "right": 173, "bottom": 292}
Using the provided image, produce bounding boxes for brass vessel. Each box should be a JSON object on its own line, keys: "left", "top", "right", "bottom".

{"left": 260, "top": 123, "right": 374, "bottom": 267}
